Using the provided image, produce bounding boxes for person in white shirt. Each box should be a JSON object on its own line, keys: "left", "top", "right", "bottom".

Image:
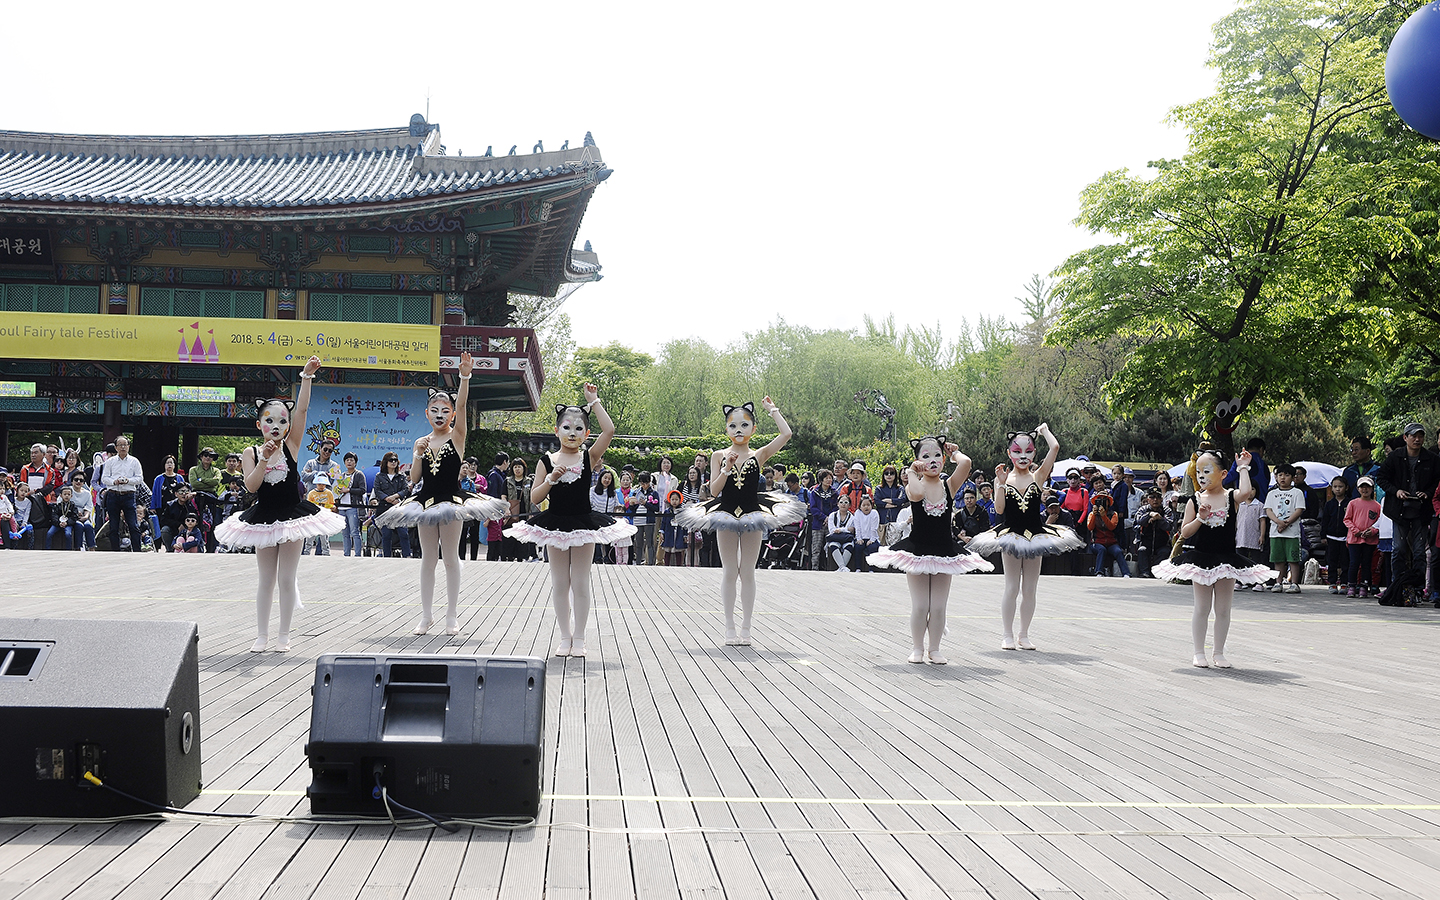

{"left": 66, "top": 472, "right": 96, "bottom": 550}
{"left": 1263, "top": 464, "right": 1308, "bottom": 593}
{"left": 850, "top": 496, "right": 882, "bottom": 572}
{"left": 100, "top": 436, "right": 144, "bottom": 551}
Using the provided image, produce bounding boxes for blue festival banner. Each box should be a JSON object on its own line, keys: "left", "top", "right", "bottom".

{"left": 302, "top": 384, "right": 433, "bottom": 470}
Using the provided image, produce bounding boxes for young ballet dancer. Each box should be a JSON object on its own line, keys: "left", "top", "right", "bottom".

{"left": 215, "top": 356, "right": 346, "bottom": 652}
{"left": 1154, "top": 449, "right": 1274, "bottom": 667}
{"left": 869, "top": 436, "right": 993, "bottom": 664}
{"left": 504, "top": 385, "right": 634, "bottom": 657}
{"left": 375, "top": 352, "right": 508, "bottom": 636}
{"left": 966, "top": 424, "right": 1084, "bottom": 650}
{"left": 675, "top": 399, "right": 806, "bottom": 645}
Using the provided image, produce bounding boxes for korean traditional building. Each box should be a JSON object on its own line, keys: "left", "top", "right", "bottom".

{"left": 0, "top": 115, "right": 608, "bottom": 475}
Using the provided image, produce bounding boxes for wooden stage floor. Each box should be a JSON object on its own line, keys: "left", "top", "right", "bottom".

{"left": 3, "top": 555, "right": 1439, "bottom": 899}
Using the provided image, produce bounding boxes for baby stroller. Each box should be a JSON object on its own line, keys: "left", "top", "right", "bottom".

{"left": 762, "top": 523, "right": 808, "bottom": 569}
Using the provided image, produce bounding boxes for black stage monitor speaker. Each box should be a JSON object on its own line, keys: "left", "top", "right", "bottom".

{"left": 306, "top": 654, "right": 545, "bottom": 819}
{"left": 0, "top": 618, "right": 202, "bottom": 817}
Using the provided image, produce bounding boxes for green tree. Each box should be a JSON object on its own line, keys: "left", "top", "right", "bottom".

{"left": 635, "top": 337, "right": 728, "bottom": 436}
{"left": 571, "top": 342, "right": 654, "bottom": 429}
{"left": 1052, "top": 0, "right": 1416, "bottom": 455}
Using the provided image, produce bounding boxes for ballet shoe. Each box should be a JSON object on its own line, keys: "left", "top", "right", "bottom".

{"left": 1192, "top": 653, "right": 1210, "bottom": 668}
{"left": 908, "top": 649, "right": 925, "bottom": 664}
{"left": 570, "top": 640, "right": 587, "bottom": 658}
{"left": 445, "top": 616, "right": 460, "bottom": 635}
{"left": 1018, "top": 636, "right": 1037, "bottom": 651}
{"left": 926, "top": 652, "right": 948, "bottom": 665}
{"left": 1001, "top": 637, "right": 1017, "bottom": 651}
{"left": 554, "top": 639, "right": 572, "bottom": 657}
{"left": 1210, "top": 653, "right": 1231, "bottom": 669}
{"left": 275, "top": 635, "right": 291, "bottom": 653}
{"left": 249, "top": 636, "right": 268, "bottom": 653}
{"left": 412, "top": 617, "right": 434, "bottom": 636}
{"left": 737, "top": 628, "right": 752, "bottom": 646}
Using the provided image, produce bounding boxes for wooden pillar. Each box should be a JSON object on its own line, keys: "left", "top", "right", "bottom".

{"left": 181, "top": 426, "right": 200, "bottom": 470}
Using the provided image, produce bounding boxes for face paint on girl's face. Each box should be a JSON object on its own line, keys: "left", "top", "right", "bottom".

{"left": 725, "top": 409, "right": 756, "bottom": 444}
{"left": 258, "top": 403, "right": 290, "bottom": 440}
{"left": 916, "top": 439, "right": 944, "bottom": 476}
{"left": 556, "top": 411, "right": 589, "bottom": 447}
{"left": 1008, "top": 435, "right": 1036, "bottom": 469}
{"left": 1195, "top": 456, "right": 1221, "bottom": 490}
{"left": 428, "top": 397, "right": 455, "bottom": 428}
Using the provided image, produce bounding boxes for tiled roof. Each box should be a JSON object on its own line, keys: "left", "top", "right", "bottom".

{"left": 0, "top": 119, "right": 605, "bottom": 212}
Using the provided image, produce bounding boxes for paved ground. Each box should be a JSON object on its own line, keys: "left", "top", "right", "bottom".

{"left": 2, "top": 554, "right": 1438, "bottom": 899}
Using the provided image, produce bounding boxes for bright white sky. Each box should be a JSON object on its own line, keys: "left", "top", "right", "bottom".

{"left": 6, "top": 0, "right": 1237, "bottom": 355}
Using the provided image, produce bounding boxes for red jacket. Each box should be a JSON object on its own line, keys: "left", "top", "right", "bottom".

{"left": 1087, "top": 506, "right": 1120, "bottom": 545}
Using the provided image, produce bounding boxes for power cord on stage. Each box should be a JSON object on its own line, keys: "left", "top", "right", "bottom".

{"left": 373, "top": 772, "right": 458, "bottom": 833}
{"left": 68, "top": 771, "right": 526, "bottom": 832}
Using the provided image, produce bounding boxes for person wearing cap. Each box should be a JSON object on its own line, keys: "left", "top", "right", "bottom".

{"left": 189, "top": 447, "right": 222, "bottom": 496}
{"left": 840, "top": 461, "right": 872, "bottom": 514}
{"left": 1375, "top": 423, "right": 1440, "bottom": 605}
{"left": 1343, "top": 476, "right": 1382, "bottom": 598}
{"left": 303, "top": 473, "right": 337, "bottom": 555}
{"left": 159, "top": 484, "right": 204, "bottom": 552}
{"left": 172, "top": 510, "right": 206, "bottom": 553}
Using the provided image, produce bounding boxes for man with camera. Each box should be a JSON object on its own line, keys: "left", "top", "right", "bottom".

{"left": 1376, "top": 423, "right": 1440, "bottom": 606}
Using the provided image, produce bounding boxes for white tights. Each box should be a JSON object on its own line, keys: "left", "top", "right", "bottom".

{"left": 1192, "top": 580, "right": 1234, "bottom": 656}
{"left": 717, "top": 530, "right": 764, "bottom": 638}
{"left": 548, "top": 545, "right": 595, "bottom": 649}
{"left": 416, "top": 520, "right": 465, "bottom": 633}
{"left": 253, "top": 540, "right": 303, "bottom": 651}
{"left": 1000, "top": 553, "right": 1042, "bottom": 642}
{"left": 615, "top": 544, "right": 629, "bottom": 565}
{"left": 908, "top": 573, "right": 952, "bottom": 653}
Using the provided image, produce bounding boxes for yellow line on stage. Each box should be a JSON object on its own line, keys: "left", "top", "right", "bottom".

{"left": 198, "top": 789, "right": 1440, "bottom": 811}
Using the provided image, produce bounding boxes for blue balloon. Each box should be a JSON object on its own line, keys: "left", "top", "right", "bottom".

{"left": 1387, "top": 2, "right": 1440, "bottom": 139}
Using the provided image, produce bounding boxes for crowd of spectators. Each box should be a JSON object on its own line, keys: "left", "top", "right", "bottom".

{"left": 4, "top": 428, "right": 1438, "bottom": 605}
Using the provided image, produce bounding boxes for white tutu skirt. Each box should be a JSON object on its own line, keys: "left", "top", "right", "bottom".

{"left": 674, "top": 495, "right": 807, "bottom": 533}
{"left": 504, "top": 519, "right": 637, "bottom": 550}
{"left": 215, "top": 508, "right": 346, "bottom": 550}
{"left": 965, "top": 527, "right": 1084, "bottom": 559}
{"left": 869, "top": 548, "right": 995, "bottom": 575}
{"left": 1153, "top": 559, "right": 1277, "bottom": 586}
{"left": 375, "top": 495, "right": 508, "bottom": 528}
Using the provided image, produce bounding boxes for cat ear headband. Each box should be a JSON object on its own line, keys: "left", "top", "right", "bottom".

{"left": 428, "top": 387, "right": 459, "bottom": 407}
{"left": 555, "top": 404, "right": 591, "bottom": 430}
{"left": 254, "top": 398, "right": 296, "bottom": 415}
{"left": 909, "top": 435, "right": 945, "bottom": 459}
{"left": 721, "top": 402, "right": 757, "bottom": 421}
{"left": 1006, "top": 431, "right": 1038, "bottom": 445}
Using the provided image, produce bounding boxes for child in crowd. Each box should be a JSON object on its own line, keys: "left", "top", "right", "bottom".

{"left": 660, "top": 490, "right": 687, "bottom": 566}
{"left": 304, "top": 473, "right": 336, "bottom": 556}
{"left": 1343, "top": 476, "right": 1381, "bottom": 598}
{"left": 47, "top": 486, "right": 80, "bottom": 550}
{"left": 1319, "top": 476, "right": 1350, "bottom": 594}
{"left": 1264, "top": 463, "right": 1307, "bottom": 593}
{"left": 173, "top": 512, "right": 206, "bottom": 553}
{"left": 1235, "top": 494, "right": 1267, "bottom": 592}
{"left": 850, "top": 495, "right": 882, "bottom": 572}
{"left": 0, "top": 477, "right": 15, "bottom": 549}
{"left": 10, "top": 483, "right": 35, "bottom": 550}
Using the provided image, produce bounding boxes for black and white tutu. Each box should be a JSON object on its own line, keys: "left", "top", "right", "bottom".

{"left": 674, "top": 456, "right": 806, "bottom": 533}
{"left": 502, "top": 451, "right": 635, "bottom": 549}
{"left": 674, "top": 494, "right": 807, "bottom": 533}
{"left": 965, "top": 481, "right": 1085, "bottom": 558}
{"left": 869, "top": 546, "right": 994, "bottom": 575}
{"left": 868, "top": 487, "right": 994, "bottom": 574}
{"left": 214, "top": 444, "right": 345, "bottom": 550}
{"left": 1153, "top": 489, "right": 1275, "bottom": 585}
{"left": 375, "top": 493, "right": 507, "bottom": 527}
{"left": 1153, "top": 554, "right": 1276, "bottom": 586}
